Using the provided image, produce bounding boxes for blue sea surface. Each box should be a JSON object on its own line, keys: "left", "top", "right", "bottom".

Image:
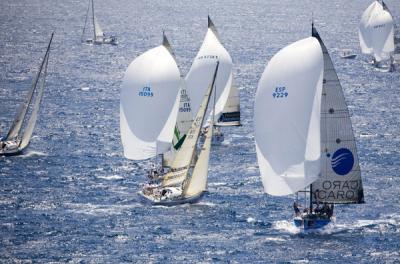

{"left": 1, "top": 0, "right": 399, "bottom": 262}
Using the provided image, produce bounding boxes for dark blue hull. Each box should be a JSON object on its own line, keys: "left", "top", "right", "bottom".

{"left": 294, "top": 217, "right": 331, "bottom": 230}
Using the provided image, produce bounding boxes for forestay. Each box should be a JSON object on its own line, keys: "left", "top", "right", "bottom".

{"left": 120, "top": 36, "right": 181, "bottom": 160}
{"left": 185, "top": 16, "right": 232, "bottom": 121}
{"left": 311, "top": 27, "right": 364, "bottom": 204}
{"left": 255, "top": 37, "right": 323, "bottom": 196}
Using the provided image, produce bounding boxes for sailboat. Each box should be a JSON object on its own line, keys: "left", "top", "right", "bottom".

{"left": 185, "top": 16, "right": 234, "bottom": 144}
{"left": 359, "top": 0, "right": 395, "bottom": 69}
{"left": 216, "top": 77, "right": 240, "bottom": 126}
{"left": 82, "top": 0, "right": 118, "bottom": 45}
{"left": 254, "top": 24, "right": 364, "bottom": 230}
{"left": 0, "top": 33, "right": 53, "bottom": 156}
{"left": 139, "top": 62, "right": 219, "bottom": 205}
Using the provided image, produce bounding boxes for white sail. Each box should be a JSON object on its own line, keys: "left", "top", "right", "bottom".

{"left": 94, "top": 17, "right": 104, "bottom": 40}
{"left": 182, "top": 122, "right": 213, "bottom": 197}
{"left": 359, "top": 1, "right": 378, "bottom": 55}
{"left": 216, "top": 74, "right": 240, "bottom": 126}
{"left": 20, "top": 50, "right": 50, "bottom": 150}
{"left": 359, "top": 1, "right": 395, "bottom": 62}
{"left": 162, "top": 62, "right": 219, "bottom": 187}
{"left": 120, "top": 38, "right": 181, "bottom": 160}
{"left": 185, "top": 17, "right": 232, "bottom": 121}
{"left": 254, "top": 37, "right": 324, "bottom": 196}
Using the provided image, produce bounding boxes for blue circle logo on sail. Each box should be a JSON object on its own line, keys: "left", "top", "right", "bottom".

{"left": 331, "top": 148, "right": 354, "bottom": 176}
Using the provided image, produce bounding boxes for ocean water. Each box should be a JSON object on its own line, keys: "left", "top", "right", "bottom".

{"left": 1, "top": 0, "right": 400, "bottom": 262}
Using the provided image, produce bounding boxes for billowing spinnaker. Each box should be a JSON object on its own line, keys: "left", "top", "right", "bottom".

{"left": 359, "top": 1, "right": 379, "bottom": 54}
{"left": 185, "top": 20, "right": 232, "bottom": 120}
{"left": 369, "top": 6, "right": 395, "bottom": 61}
{"left": 120, "top": 44, "right": 181, "bottom": 160}
{"left": 254, "top": 37, "right": 324, "bottom": 196}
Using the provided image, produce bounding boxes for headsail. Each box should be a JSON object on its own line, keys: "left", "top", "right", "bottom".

{"left": 20, "top": 33, "right": 53, "bottom": 150}
{"left": 162, "top": 62, "right": 219, "bottom": 187}
{"left": 359, "top": 1, "right": 395, "bottom": 62}
{"left": 5, "top": 33, "right": 54, "bottom": 141}
{"left": 216, "top": 73, "right": 240, "bottom": 126}
{"left": 120, "top": 35, "right": 181, "bottom": 160}
{"left": 172, "top": 84, "right": 193, "bottom": 149}
{"left": 255, "top": 37, "right": 323, "bottom": 196}
{"left": 311, "top": 26, "right": 364, "bottom": 204}
{"left": 185, "top": 16, "right": 233, "bottom": 121}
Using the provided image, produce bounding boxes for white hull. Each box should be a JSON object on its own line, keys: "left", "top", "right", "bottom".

{"left": 138, "top": 186, "right": 204, "bottom": 206}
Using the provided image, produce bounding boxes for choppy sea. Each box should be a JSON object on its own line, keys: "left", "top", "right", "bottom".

{"left": 1, "top": 0, "right": 399, "bottom": 262}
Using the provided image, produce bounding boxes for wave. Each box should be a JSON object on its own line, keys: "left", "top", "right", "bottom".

{"left": 21, "top": 150, "right": 48, "bottom": 157}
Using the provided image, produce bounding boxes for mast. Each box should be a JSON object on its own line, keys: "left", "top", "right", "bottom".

{"left": 91, "top": 0, "right": 96, "bottom": 40}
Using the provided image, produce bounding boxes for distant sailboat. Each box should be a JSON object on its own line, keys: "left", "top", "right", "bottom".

{"left": 254, "top": 25, "right": 364, "bottom": 230}
{"left": 82, "top": 0, "right": 118, "bottom": 45}
{"left": 216, "top": 76, "right": 240, "bottom": 126}
{"left": 339, "top": 49, "right": 357, "bottom": 59}
{"left": 359, "top": 0, "right": 394, "bottom": 69}
{"left": 139, "top": 62, "right": 219, "bottom": 205}
{"left": 186, "top": 16, "right": 234, "bottom": 144}
{"left": 0, "top": 33, "right": 53, "bottom": 156}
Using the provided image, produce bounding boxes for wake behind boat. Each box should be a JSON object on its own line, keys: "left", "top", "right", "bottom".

{"left": 0, "top": 33, "right": 53, "bottom": 156}
{"left": 254, "top": 24, "right": 364, "bottom": 230}
{"left": 82, "top": 0, "right": 117, "bottom": 45}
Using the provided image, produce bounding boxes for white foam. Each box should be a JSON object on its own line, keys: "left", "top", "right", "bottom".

{"left": 80, "top": 86, "right": 90, "bottom": 91}
{"left": 21, "top": 150, "right": 47, "bottom": 157}
{"left": 97, "top": 175, "right": 124, "bottom": 180}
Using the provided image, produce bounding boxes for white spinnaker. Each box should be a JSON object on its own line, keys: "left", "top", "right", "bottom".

{"left": 183, "top": 122, "right": 213, "bottom": 197}
{"left": 254, "top": 37, "right": 324, "bottom": 196}
{"left": 120, "top": 44, "right": 181, "bottom": 160}
{"left": 185, "top": 19, "right": 232, "bottom": 120}
{"left": 359, "top": 1, "right": 378, "bottom": 55}
{"left": 369, "top": 4, "right": 395, "bottom": 61}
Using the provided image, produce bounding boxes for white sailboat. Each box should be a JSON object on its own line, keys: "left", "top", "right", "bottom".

{"left": 185, "top": 16, "right": 234, "bottom": 144}
{"left": 82, "top": 0, "right": 118, "bottom": 45}
{"left": 139, "top": 62, "right": 220, "bottom": 205}
{"left": 359, "top": 0, "right": 395, "bottom": 69}
{"left": 0, "top": 33, "right": 53, "bottom": 156}
{"left": 255, "top": 25, "right": 364, "bottom": 230}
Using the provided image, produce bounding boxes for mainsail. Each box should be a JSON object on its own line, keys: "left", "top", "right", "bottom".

{"left": 185, "top": 16, "right": 233, "bottom": 121}
{"left": 120, "top": 35, "right": 181, "bottom": 160}
{"left": 162, "top": 62, "right": 219, "bottom": 188}
{"left": 359, "top": 1, "right": 395, "bottom": 62}
{"left": 311, "top": 26, "right": 364, "bottom": 204}
{"left": 5, "top": 33, "right": 54, "bottom": 142}
{"left": 216, "top": 73, "right": 240, "bottom": 126}
{"left": 255, "top": 37, "right": 323, "bottom": 196}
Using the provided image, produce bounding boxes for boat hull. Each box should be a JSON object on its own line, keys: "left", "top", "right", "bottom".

{"left": 340, "top": 54, "right": 357, "bottom": 59}
{"left": 293, "top": 217, "right": 331, "bottom": 230}
{"left": 138, "top": 191, "right": 204, "bottom": 206}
